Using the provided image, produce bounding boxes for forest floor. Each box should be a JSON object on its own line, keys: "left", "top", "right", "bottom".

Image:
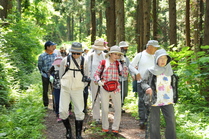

{"left": 43, "top": 95, "right": 145, "bottom": 139}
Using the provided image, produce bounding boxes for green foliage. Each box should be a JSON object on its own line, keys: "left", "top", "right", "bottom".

{"left": 168, "top": 46, "right": 209, "bottom": 105}
{"left": 2, "top": 20, "right": 44, "bottom": 90}
{"left": 0, "top": 70, "right": 46, "bottom": 139}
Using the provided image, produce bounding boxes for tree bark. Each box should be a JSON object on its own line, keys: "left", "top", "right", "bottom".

{"left": 203, "top": 0, "right": 209, "bottom": 45}
{"left": 153, "top": 0, "right": 158, "bottom": 40}
{"left": 186, "top": 0, "right": 191, "bottom": 47}
{"left": 91, "top": 0, "right": 96, "bottom": 45}
{"left": 143, "top": 0, "right": 151, "bottom": 47}
{"left": 0, "top": 0, "right": 12, "bottom": 20}
{"left": 169, "top": 0, "right": 177, "bottom": 47}
{"left": 105, "top": 0, "right": 116, "bottom": 47}
{"left": 115, "top": 0, "right": 125, "bottom": 45}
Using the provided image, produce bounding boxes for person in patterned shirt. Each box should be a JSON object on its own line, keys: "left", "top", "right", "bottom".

{"left": 94, "top": 45, "right": 128, "bottom": 135}
{"left": 141, "top": 49, "right": 178, "bottom": 139}
{"left": 38, "top": 41, "right": 56, "bottom": 108}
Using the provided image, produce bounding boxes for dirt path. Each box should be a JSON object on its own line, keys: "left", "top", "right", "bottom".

{"left": 43, "top": 95, "right": 145, "bottom": 139}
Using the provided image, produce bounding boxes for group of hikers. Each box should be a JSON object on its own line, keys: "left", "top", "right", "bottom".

{"left": 38, "top": 39, "right": 178, "bottom": 139}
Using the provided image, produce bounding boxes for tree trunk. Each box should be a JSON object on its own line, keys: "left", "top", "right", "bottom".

{"left": 17, "top": 0, "right": 22, "bottom": 19}
{"left": 105, "top": 0, "right": 116, "bottom": 47}
{"left": 136, "top": 0, "right": 141, "bottom": 52}
{"left": 85, "top": 0, "right": 91, "bottom": 36}
{"left": 186, "top": 0, "right": 191, "bottom": 47}
{"left": 91, "top": 0, "right": 96, "bottom": 45}
{"left": 115, "top": 0, "right": 125, "bottom": 45}
{"left": 193, "top": 0, "right": 199, "bottom": 51}
{"left": 199, "top": 0, "right": 204, "bottom": 47}
{"left": 203, "top": 0, "right": 209, "bottom": 45}
{"left": 143, "top": 0, "right": 151, "bottom": 47}
{"left": 98, "top": 10, "right": 103, "bottom": 37}
{"left": 67, "top": 15, "right": 71, "bottom": 41}
{"left": 71, "top": 15, "right": 74, "bottom": 41}
{"left": 152, "top": 0, "right": 158, "bottom": 40}
{"left": 139, "top": 0, "right": 144, "bottom": 52}
{"left": 0, "top": 0, "right": 12, "bottom": 20}
{"left": 169, "top": 0, "right": 177, "bottom": 47}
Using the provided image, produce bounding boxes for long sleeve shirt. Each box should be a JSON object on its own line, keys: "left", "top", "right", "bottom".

{"left": 38, "top": 52, "right": 56, "bottom": 78}
{"left": 94, "top": 58, "right": 128, "bottom": 93}
{"left": 129, "top": 50, "right": 155, "bottom": 79}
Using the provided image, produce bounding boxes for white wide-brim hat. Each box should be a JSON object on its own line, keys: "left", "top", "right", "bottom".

{"left": 119, "top": 41, "right": 129, "bottom": 48}
{"left": 106, "top": 45, "right": 124, "bottom": 58}
{"left": 92, "top": 38, "right": 107, "bottom": 50}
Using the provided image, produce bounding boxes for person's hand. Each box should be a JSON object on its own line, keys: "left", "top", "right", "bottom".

{"left": 132, "top": 75, "right": 136, "bottom": 80}
{"left": 136, "top": 73, "right": 142, "bottom": 81}
{"left": 50, "top": 75, "right": 54, "bottom": 83}
{"left": 146, "top": 88, "right": 152, "bottom": 95}
{"left": 98, "top": 80, "right": 104, "bottom": 87}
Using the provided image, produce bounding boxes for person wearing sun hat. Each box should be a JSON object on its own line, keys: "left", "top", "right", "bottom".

{"left": 86, "top": 38, "right": 107, "bottom": 124}
{"left": 94, "top": 45, "right": 128, "bottom": 134}
{"left": 59, "top": 42, "right": 88, "bottom": 139}
{"left": 118, "top": 41, "right": 133, "bottom": 113}
{"left": 129, "top": 40, "right": 160, "bottom": 129}
{"left": 141, "top": 49, "right": 177, "bottom": 139}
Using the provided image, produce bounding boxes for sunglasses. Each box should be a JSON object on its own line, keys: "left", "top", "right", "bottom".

{"left": 72, "top": 52, "right": 81, "bottom": 55}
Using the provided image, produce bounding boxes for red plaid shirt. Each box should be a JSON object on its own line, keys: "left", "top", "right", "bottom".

{"left": 94, "top": 60, "right": 128, "bottom": 93}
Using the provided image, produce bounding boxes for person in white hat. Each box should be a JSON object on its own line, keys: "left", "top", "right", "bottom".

{"left": 86, "top": 38, "right": 107, "bottom": 123}
{"left": 59, "top": 42, "right": 88, "bottom": 139}
{"left": 129, "top": 40, "right": 160, "bottom": 129}
{"left": 118, "top": 41, "right": 133, "bottom": 113}
{"left": 94, "top": 45, "right": 128, "bottom": 134}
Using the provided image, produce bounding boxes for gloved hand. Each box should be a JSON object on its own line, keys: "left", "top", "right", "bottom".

{"left": 50, "top": 75, "right": 54, "bottom": 83}
{"left": 98, "top": 80, "right": 104, "bottom": 87}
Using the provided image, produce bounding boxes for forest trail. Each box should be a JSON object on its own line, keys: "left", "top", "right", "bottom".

{"left": 43, "top": 94, "right": 145, "bottom": 139}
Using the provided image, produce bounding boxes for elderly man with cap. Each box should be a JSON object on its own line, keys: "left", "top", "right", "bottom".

{"left": 118, "top": 41, "right": 133, "bottom": 113}
{"left": 129, "top": 40, "right": 160, "bottom": 129}
{"left": 86, "top": 38, "right": 107, "bottom": 124}
{"left": 38, "top": 41, "right": 57, "bottom": 108}
{"left": 59, "top": 42, "right": 88, "bottom": 139}
{"left": 94, "top": 45, "right": 128, "bottom": 134}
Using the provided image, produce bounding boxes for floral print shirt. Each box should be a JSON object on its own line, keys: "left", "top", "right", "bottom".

{"left": 152, "top": 73, "right": 174, "bottom": 106}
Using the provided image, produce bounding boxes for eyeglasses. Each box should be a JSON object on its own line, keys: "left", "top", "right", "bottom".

{"left": 72, "top": 52, "right": 81, "bottom": 55}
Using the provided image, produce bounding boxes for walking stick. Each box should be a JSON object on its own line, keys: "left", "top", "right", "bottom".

{"left": 83, "top": 86, "right": 100, "bottom": 132}
{"left": 121, "top": 76, "right": 124, "bottom": 105}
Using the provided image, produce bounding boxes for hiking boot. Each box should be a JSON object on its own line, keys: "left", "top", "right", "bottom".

{"left": 95, "top": 119, "right": 101, "bottom": 125}
{"left": 139, "top": 122, "right": 146, "bottom": 130}
{"left": 112, "top": 130, "right": 119, "bottom": 135}
{"left": 121, "top": 109, "right": 125, "bottom": 113}
{"left": 102, "top": 129, "right": 109, "bottom": 133}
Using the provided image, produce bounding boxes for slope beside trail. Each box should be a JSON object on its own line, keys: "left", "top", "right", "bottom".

{"left": 43, "top": 94, "right": 145, "bottom": 139}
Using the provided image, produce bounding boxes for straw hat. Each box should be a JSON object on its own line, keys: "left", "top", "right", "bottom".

{"left": 92, "top": 38, "right": 107, "bottom": 50}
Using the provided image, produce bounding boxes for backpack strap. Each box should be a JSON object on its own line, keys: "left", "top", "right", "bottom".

{"left": 116, "top": 61, "right": 121, "bottom": 76}
{"left": 80, "top": 56, "right": 85, "bottom": 76}
{"left": 100, "top": 60, "right": 121, "bottom": 79}
{"left": 62, "top": 55, "right": 71, "bottom": 77}
{"left": 62, "top": 55, "right": 85, "bottom": 77}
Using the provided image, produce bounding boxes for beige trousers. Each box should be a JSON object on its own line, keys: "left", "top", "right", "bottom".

{"left": 100, "top": 87, "right": 121, "bottom": 130}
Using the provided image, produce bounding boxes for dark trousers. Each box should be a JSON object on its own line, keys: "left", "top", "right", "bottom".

{"left": 83, "top": 85, "right": 89, "bottom": 111}
{"left": 119, "top": 80, "right": 128, "bottom": 106}
{"left": 41, "top": 76, "right": 50, "bottom": 107}
{"left": 53, "top": 88, "right": 60, "bottom": 115}
{"left": 137, "top": 82, "right": 147, "bottom": 122}
{"left": 149, "top": 104, "right": 176, "bottom": 139}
